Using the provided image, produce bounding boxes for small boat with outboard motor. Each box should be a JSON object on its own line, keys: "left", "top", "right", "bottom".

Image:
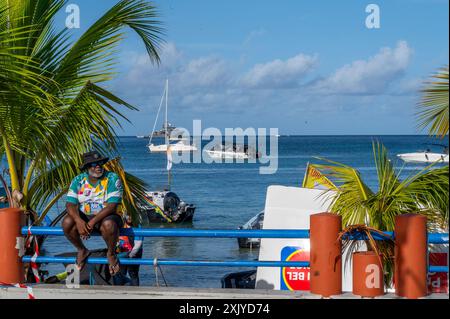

{"left": 138, "top": 190, "right": 196, "bottom": 223}
{"left": 205, "top": 142, "right": 260, "bottom": 160}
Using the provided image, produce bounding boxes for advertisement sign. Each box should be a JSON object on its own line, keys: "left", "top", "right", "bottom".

{"left": 428, "top": 252, "right": 448, "bottom": 293}
{"left": 280, "top": 246, "right": 310, "bottom": 291}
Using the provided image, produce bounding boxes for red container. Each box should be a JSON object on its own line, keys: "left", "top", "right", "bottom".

{"left": 353, "top": 251, "right": 384, "bottom": 297}
{"left": 394, "top": 214, "right": 428, "bottom": 299}
{"left": 0, "top": 208, "right": 25, "bottom": 284}
{"left": 310, "top": 212, "right": 342, "bottom": 297}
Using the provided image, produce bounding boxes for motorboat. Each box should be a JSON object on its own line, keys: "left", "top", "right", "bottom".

{"left": 149, "top": 139, "right": 197, "bottom": 153}
{"left": 138, "top": 190, "right": 196, "bottom": 223}
{"left": 237, "top": 211, "right": 264, "bottom": 248}
{"left": 147, "top": 80, "right": 197, "bottom": 153}
{"left": 397, "top": 145, "right": 449, "bottom": 163}
{"left": 205, "top": 142, "right": 260, "bottom": 160}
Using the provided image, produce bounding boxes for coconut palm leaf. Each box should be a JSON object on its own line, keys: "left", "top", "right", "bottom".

{"left": 1, "top": 0, "right": 163, "bottom": 215}
{"left": 312, "top": 142, "right": 448, "bottom": 286}
{"left": 313, "top": 157, "right": 373, "bottom": 226}
{"left": 416, "top": 66, "right": 449, "bottom": 139}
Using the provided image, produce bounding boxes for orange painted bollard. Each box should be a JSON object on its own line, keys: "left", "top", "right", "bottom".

{"left": 394, "top": 214, "right": 428, "bottom": 299}
{"left": 352, "top": 251, "right": 384, "bottom": 297}
{"left": 310, "top": 212, "right": 342, "bottom": 297}
{"left": 0, "top": 208, "right": 25, "bottom": 284}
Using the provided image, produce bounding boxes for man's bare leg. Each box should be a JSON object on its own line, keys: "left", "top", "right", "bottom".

{"left": 62, "top": 215, "right": 90, "bottom": 270}
{"left": 100, "top": 219, "right": 120, "bottom": 275}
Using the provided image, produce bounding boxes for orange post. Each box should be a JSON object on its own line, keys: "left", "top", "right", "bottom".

{"left": 394, "top": 214, "right": 428, "bottom": 299}
{"left": 352, "top": 251, "right": 384, "bottom": 297}
{"left": 0, "top": 208, "right": 24, "bottom": 284}
{"left": 310, "top": 212, "right": 342, "bottom": 297}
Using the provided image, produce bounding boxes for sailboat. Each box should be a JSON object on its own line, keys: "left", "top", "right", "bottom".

{"left": 147, "top": 79, "right": 197, "bottom": 153}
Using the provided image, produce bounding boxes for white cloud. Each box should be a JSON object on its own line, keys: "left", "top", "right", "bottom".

{"left": 177, "top": 56, "right": 230, "bottom": 88}
{"left": 241, "top": 53, "right": 318, "bottom": 88}
{"left": 314, "top": 41, "right": 412, "bottom": 94}
{"left": 116, "top": 40, "right": 415, "bottom": 123}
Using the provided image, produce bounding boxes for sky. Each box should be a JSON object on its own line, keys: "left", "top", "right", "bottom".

{"left": 58, "top": 0, "right": 449, "bottom": 135}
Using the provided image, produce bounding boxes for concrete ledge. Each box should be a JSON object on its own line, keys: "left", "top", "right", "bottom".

{"left": 1, "top": 284, "right": 448, "bottom": 299}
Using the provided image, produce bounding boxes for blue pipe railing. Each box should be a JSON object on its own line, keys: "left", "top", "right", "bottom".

{"left": 21, "top": 227, "right": 449, "bottom": 273}
{"left": 22, "top": 256, "right": 310, "bottom": 268}
{"left": 21, "top": 227, "right": 449, "bottom": 244}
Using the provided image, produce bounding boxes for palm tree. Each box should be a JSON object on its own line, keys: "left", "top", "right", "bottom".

{"left": 314, "top": 142, "right": 449, "bottom": 285}
{"left": 0, "top": 0, "right": 164, "bottom": 223}
{"left": 417, "top": 66, "right": 449, "bottom": 139}
{"left": 315, "top": 142, "right": 449, "bottom": 231}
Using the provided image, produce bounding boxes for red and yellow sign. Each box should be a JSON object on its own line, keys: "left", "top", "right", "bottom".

{"left": 302, "top": 163, "right": 337, "bottom": 190}
{"left": 280, "top": 247, "right": 310, "bottom": 291}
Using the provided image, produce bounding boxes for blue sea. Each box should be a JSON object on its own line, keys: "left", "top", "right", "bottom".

{"left": 39, "top": 135, "right": 448, "bottom": 288}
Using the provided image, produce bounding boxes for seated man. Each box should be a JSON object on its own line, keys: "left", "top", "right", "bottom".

{"left": 62, "top": 151, "right": 123, "bottom": 276}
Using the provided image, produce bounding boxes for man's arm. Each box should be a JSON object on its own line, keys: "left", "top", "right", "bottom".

{"left": 66, "top": 202, "right": 90, "bottom": 237}
{"left": 86, "top": 203, "right": 119, "bottom": 229}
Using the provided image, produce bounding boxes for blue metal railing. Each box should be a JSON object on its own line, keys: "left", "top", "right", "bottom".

{"left": 21, "top": 227, "right": 449, "bottom": 272}
{"left": 22, "top": 256, "right": 310, "bottom": 268}
{"left": 22, "top": 226, "right": 448, "bottom": 244}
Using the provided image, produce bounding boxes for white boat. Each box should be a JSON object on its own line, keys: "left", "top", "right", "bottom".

{"left": 147, "top": 79, "right": 197, "bottom": 153}
{"left": 205, "top": 150, "right": 250, "bottom": 160}
{"left": 205, "top": 142, "right": 259, "bottom": 160}
{"left": 149, "top": 140, "right": 198, "bottom": 152}
{"left": 397, "top": 152, "right": 448, "bottom": 163}
{"left": 397, "top": 145, "right": 449, "bottom": 163}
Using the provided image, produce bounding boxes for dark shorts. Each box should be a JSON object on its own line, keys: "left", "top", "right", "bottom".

{"left": 79, "top": 211, "right": 123, "bottom": 233}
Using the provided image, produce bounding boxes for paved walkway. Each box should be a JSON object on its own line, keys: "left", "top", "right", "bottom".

{"left": 1, "top": 284, "right": 448, "bottom": 299}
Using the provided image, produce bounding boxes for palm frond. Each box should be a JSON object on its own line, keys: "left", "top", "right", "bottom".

{"left": 313, "top": 157, "right": 373, "bottom": 226}
{"left": 416, "top": 66, "right": 449, "bottom": 139}
{"left": 54, "top": 0, "right": 164, "bottom": 91}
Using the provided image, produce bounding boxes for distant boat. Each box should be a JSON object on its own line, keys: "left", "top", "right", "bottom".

{"left": 136, "top": 135, "right": 146, "bottom": 139}
{"left": 397, "top": 145, "right": 449, "bottom": 163}
{"left": 205, "top": 142, "right": 260, "bottom": 160}
{"left": 147, "top": 79, "right": 197, "bottom": 153}
{"left": 151, "top": 122, "right": 178, "bottom": 138}
{"left": 149, "top": 140, "right": 198, "bottom": 152}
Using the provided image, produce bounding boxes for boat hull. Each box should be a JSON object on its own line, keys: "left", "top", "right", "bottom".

{"left": 148, "top": 143, "right": 197, "bottom": 152}
{"left": 205, "top": 150, "right": 250, "bottom": 160}
{"left": 237, "top": 211, "right": 264, "bottom": 248}
{"left": 397, "top": 152, "right": 449, "bottom": 163}
{"left": 144, "top": 206, "right": 195, "bottom": 223}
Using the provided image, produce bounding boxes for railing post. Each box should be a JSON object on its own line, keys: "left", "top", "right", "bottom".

{"left": 0, "top": 208, "right": 25, "bottom": 284}
{"left": 310, "top": 212, "right": 342, "bottom": 297}
{"left": 395, "top": 214, "right": 428, "bottom": 299}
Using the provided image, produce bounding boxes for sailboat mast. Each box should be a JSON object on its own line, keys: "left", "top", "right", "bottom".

{"left": 165, "top": 78, "right": 171, "bottom": 190}
{"left": 165, "top": 78, "right": 169, "bottom": 146}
